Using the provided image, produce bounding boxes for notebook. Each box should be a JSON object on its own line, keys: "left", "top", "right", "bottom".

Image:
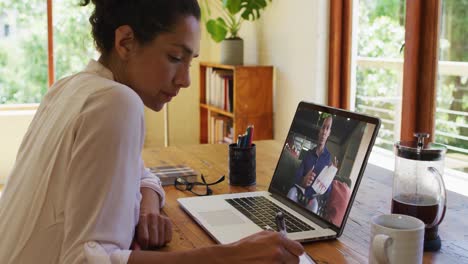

{"left": 149, "top": 165, "right": 197, "bottom": 186}
{"left": 178, "top": 101, "right": 380, "bottom": 246}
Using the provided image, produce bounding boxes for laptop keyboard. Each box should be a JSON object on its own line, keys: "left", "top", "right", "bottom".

{"left": 225, "top": 196, "right": 315, "bottom": 233}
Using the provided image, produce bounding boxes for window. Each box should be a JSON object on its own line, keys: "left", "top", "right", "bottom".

{"left": 0, "top": 0, "right": 94, "bottom": 105}
{"left": 329, "top": 0, "right": 468, "bottom": 173}
{"left": 352, "top": 0, "right": 406, "bottom": 150}
{"left": 435, "top": 0, "right": 468, "bottom": 171}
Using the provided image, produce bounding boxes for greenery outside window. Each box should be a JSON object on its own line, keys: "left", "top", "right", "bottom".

{"left": 352, "top": 0, "right": 405, "bottom": 150}
{"left": 435, "top": 0, "right": 468, "bottom": 172}
{"left": 347, "top": 0, "right": 468, "bottom": 173}
{"left": 0, "top": 0, "right": 94, "bottom": 105}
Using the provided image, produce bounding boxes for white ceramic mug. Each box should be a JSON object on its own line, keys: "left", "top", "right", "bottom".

{"left": 369, "top": 214, "right": 425, "bottom": 264}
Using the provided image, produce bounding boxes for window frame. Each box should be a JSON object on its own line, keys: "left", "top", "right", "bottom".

{"left": 328, "top": 0, "right": 442, "bottom": 143}
{"left": 47, "top": 0, "right": 54, "bottom": 87}
{"left": 400, "top": 0, "right": 441, "bottom": 141}
{"left": 328, "top": 0, "right": 353, "bottom": 110}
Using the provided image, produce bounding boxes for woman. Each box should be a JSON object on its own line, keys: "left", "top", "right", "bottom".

{"left": 0, "top": 0, "right": 304, "bottom": 263}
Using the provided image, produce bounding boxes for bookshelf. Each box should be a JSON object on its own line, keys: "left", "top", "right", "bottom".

{"left": 199, "top": 62, "right": 274, "bottom": 144}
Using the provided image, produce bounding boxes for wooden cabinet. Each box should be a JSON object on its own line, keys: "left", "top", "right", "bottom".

{"left": 199, "top": 62, "right": 274, "bottom": 144}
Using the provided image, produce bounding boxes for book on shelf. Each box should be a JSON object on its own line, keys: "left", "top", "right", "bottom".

{"left": 208, "top": 114, "right": 233, "bottom": 144}
{"left": 224, "top": 77, "right": 233, "bottom": 112}
{"left": 223, "top": 136, "right": 233, "bottom": 144}
{"left": 204, "top": 67, "right": 233, "bottom": 112}
{"left": 205, "top": 67, "right": 211, "bottom": 105}
{"left": 149, "top": 165, "right": 197, "bottom": 186}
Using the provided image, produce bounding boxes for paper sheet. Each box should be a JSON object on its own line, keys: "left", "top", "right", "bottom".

{"left": 312, "top": 165, "right": 338, "bottom": 195}
{"left": 300, "top": 253, "right": 317, "bottom": 264}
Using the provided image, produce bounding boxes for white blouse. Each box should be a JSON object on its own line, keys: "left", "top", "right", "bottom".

{"left": 0, "top": 60, "right": 165, "bottom": 264}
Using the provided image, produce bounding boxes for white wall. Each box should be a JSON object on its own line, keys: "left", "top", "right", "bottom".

{"left": 250, "top": 0, "right": 330, "bottom": 140}
{"left": 0, "top": 110, "right": 35, "bottom": 182}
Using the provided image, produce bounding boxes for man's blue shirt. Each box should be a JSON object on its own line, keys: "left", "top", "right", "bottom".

{"left": 294, "top": 146, "right": 331, "bottom": 199}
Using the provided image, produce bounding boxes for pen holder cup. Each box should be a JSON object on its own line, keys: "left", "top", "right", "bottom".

{"left": 228, "top": 143, "right": 256, "bottom": 186}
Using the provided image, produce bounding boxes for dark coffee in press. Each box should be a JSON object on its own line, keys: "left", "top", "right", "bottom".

{"left": 392, "top": 194, "right": 440, "bottom": 225}
{"left": 391, "top": 193, "right": 446, "bottom": 248}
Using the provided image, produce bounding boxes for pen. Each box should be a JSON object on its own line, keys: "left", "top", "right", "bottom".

{"left": 276, "top": 212, "right": 317, "bottom": 264}
{"left": 248, "top": 125, "right": 254, "bottom": 147}
{"left": 244, "top": 127, "right": 250, "bottom": 148}
{"left": 275, "top": 211, "right": 287, "bottom": 237}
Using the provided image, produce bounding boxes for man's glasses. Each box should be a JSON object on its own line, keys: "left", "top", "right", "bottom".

{"left": 174, "top": 174, "right": 225, "bottom": 196}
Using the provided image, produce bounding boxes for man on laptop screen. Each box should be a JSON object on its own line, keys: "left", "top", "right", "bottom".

{"left": 273, "top": 106, "right": 377, "bottom": 227}
{"left": 286, "top": 114, "right": 339, "bottom": 215}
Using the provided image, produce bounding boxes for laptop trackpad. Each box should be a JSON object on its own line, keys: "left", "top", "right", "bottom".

{"left": 199, "top": 210, "right": 246, "bottom": 226}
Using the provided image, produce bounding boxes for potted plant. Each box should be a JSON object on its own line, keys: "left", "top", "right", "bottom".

{"left": 201, "top": 0, "right": 272, "bottom": 65}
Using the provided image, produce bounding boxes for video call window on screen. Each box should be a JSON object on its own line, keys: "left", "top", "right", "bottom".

{"left": 271, "top": 108, "right": 376, "bottom": 227}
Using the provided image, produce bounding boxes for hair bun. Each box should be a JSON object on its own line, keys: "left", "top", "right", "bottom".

{"left": 80, "top": 0, "right": 108, "bottom": 7}
{"left": 82, "top": 0, "right": 200, "bottom": 53}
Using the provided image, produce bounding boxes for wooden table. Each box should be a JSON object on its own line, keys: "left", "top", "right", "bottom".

{"left": 142, "top": 140, "right": 468, "bottom": 263}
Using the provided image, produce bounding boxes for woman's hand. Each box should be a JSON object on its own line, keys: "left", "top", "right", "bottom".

{"left": 133, "top": 187, "right": 173, "bottom": 250}
{"left": 224, "top": 231, "right": 304, "bottom": 264}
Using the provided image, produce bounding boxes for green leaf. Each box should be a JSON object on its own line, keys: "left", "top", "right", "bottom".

{"left": 223, "top": 0, "right": 242, "bottom": 15}
{"left": 206, "top": 18, "right": 229, "bottom": 42}
{"left": 240, "top": 0, "right": 270, "bottom": 21}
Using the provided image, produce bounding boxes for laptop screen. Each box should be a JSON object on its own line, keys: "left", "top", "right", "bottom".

{"left": 269, "top": 102, "right": 380, "bottom": 229}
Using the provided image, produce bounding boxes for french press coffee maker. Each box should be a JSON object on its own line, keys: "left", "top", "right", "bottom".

{"left": 392, "top": 133, "right": 447, "bottom": 251}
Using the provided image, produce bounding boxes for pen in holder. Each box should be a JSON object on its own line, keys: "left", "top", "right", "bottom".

{"left": 228, "top": 143, "right": 256, "bottom": 186}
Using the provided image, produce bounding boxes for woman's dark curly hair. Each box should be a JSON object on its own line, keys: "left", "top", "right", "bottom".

{"left": 80, "top": 0, "right": 200, "bottom": 54}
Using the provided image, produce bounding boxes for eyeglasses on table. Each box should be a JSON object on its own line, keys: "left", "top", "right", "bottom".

{"left": 174, "top": 174, "right": 225, "bottom": 196}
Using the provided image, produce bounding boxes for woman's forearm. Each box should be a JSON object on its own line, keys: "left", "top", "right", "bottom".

{"left": 140, "top": 187, "right": 161, "bottom": 214}
{"left": 128, "top": 229, "right": 304, "bottom": 264}
{"left": 128, "top": 244, "right": 227, "bottom": 264}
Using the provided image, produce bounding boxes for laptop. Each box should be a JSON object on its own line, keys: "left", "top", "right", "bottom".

{"left": 178, "top": 101, "right": 381, "bottom": 244}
